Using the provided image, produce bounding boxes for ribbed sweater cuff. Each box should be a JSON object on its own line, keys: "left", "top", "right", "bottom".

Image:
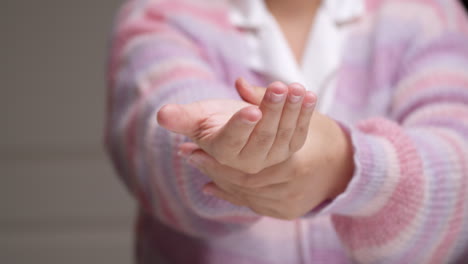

{"left": 310, "top": 122, "right": 390, "bottom": 217}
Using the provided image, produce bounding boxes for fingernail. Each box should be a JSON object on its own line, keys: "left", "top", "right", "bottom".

{"left": 269, "top": 91, "right": 286, "bottom": 103}
{"left": 289, "top": 94, "right": 302, "bottom": 103}
{"left": 304, "top": 101, "right": 316, "bottom": 109}
{"left": 304, "top": 92, "right": 316, "bottom": 109}
{"left": 242, "top": 118, "right": 259, "bottom": 125}
{"left": 178, "top": 149, "right": 194, "bottom": 158}
{"left": 188, "top": 154, "right": 204, "bottom": 166}
{"left": 178, "top": 150, "right": 188, "bottom": 158}
{"left": 202, "top": 188, "right": 213, "bottom": 196}
{"left": 240, "top": 77, "right": 249, "bottom": 87}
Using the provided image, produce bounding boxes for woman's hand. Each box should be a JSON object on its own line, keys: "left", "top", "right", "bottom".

{"left": 158, "top": 78, "right": 317, "bottom": 174}
{"left": 180, "top": 112, "right": 355, "bottom": 220}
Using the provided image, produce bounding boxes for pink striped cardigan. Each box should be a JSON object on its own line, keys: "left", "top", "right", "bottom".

{"left": 106, "top": 0, "right": 468, "bottom": 263}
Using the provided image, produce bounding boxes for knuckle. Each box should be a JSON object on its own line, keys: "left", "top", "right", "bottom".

{"left": 212, "top": 147, "right": 230, "bottom": 164}
{"left": 289, "top": 142, "right": 302, "bottom": 152}
{"left": 239, "top": 174, "right": 254, "bottom": 187}
{"left": 290, "top": 136, "right": 307, "bottom": 152}
{"left": 295, "top": 125, "right": 308, "bottom": 137}
{"left": 243, "top": 176, "right": 262, "bottom": 188}
{"left": 254, "top": 130, "right": 275, "bottom": 145}
{"left": 245, "top": 166, "right": 263, "bottom": 175}
{"left": 233, "top": 174, "right": 248, "bottom": 186}
{"left": 267, "top": 151, "right": 289, "bottom": 165}
{"left": 276, "top": 127, "right": 294, "bottom": 142}
{"left": 224, "top": 135, "right": 245, "bottom": 150}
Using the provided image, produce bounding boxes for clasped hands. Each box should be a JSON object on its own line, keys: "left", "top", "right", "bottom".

{"left": 157, "top": 78, "right": 354, "bottom": 220}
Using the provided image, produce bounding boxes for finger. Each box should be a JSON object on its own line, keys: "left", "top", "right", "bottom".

{"left": 212, "top": 105, "right": 262, "bottom": 159}
{"left": 289, "top": 91, "right": 317, "bottom": 152}
{"left": 248, "top": 182, "right": 295, "bottom": 201}
{"left": 267, "top": 83, "right": 306, "bottom": 161}
{"left": 187, "top": 149, "right": 249, "bottom": 188}
{"left": 204, "top": 183, "right": 285, "bottom": 219}
{"left": 241, "top": 167, "right": 292, "bottom": 188}
{"left": 203, "top": 182, "right": 247, "bottom": 207}
{"left": 187, "top": 151, "right": 288, "bottom": 216}
{"left": 240, "top": 81, "right": 288, "bottom": 161}
{"left": 177, "top": 142, "right": 200, "bottom": 158}
{"left": 235, "top": 77, "right": 266, "bottom": 106}
{"left": 157, "top": 103, "right": 202, "bottom": 136}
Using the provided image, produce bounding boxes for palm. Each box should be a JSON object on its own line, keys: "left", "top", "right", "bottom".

{"left": 158, "top": 78, "right": 317, "bottom": 174}
{"left": 191, "top": 99, "right": 252, "bottom": 142}
{"left": 158, "top": 98, "right": 252, "bottom": 143}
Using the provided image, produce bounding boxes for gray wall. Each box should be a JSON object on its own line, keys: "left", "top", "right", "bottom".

{"left": 2, "top": 1, "right": 135, "bottom": 263}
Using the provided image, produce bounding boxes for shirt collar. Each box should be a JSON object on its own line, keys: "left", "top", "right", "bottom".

{"left": 324, "top": 0, "right": 365, "bottom": 23}
{"left": 229, "top": 0, "right": 365, "bottom": 28}
{"left": 229, "top": 0, "right": 267, "bottom": 28}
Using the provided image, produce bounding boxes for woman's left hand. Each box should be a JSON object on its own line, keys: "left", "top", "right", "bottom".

{"left": 180, "top": 112, "right": 355, "bottom": 220}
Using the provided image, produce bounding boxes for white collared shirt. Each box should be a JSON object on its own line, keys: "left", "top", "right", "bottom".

{"left": 229, "top": 0, "right": 364, "bottom": 113}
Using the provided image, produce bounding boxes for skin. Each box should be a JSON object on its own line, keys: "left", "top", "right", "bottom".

{"left": 158, "top": 79, "right": 354, "bottom": 220}
{"left": 157, "top": 0, "right": 354, "bottom": 219}
{"left": 265, "top": 0, "right": 321, "bottom": 63}
{"left": 159, "top": 80, "right": 317, "bottom": 174}
{"left": 175, "top": 83, "right": 354, "bottom": 220}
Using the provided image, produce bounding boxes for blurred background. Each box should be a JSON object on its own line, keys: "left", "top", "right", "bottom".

{"left": 2, "top": 0, "right": 468, "bottom": 264}
{"left": 2, "top": 1, "right": 135, "bottom": 263}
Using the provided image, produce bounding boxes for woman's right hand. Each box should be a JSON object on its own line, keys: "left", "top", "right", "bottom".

{"left": 158, "top": 78, "right": 317, "bottom": 174}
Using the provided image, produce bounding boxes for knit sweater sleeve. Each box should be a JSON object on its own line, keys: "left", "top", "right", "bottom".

{"left": 316, "top": 1, "right": 468, "bottom": 263}
{"left": 105, "top": 0, "right": 259, "bottom": 238}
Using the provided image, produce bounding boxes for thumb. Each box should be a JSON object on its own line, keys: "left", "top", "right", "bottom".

{"left": 157, "top": 103, "right": 202, "bottom": 136}
{"left": 235, "top": 77, "right": 266, "bottom": 106}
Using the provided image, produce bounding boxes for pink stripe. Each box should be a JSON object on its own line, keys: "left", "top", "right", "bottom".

{"left": 145, "top": 67, "right": 215, "bottom": 96}
{"left": 112, "top": 22, "right": 169, "bottom": 73}
{"left": 124, "top": 103, "right": 154, "bottom": 215}
{"left": 366, "top": 0, "right": 447, "bottom": 25}
{"left": 395, "top": 73, "right": 468, "bottom": 109}
{"left": 335, "top": 119, "right": 425, "bottom": 250}
{"left": 146, "top": 0, "right": 232, "bottom": 30}
{"left": 408, "top": 105, "right": 468, "bottom": 125}
{"left": 428, "top": 131, "right": 467, "bottom": 263}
